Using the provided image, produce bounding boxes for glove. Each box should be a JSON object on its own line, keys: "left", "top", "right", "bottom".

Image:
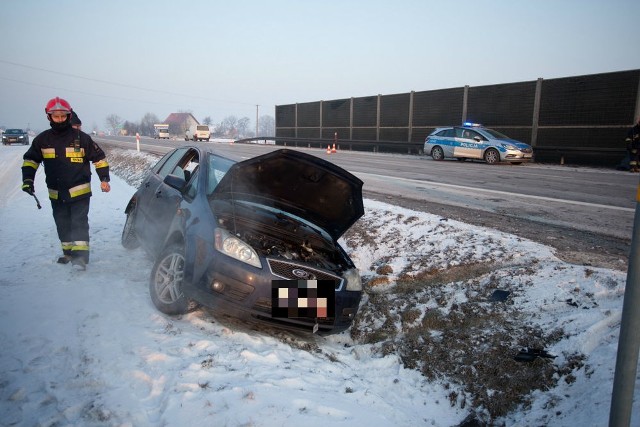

{"left": 22, "top": 179, "right": 34, "bottom": 195}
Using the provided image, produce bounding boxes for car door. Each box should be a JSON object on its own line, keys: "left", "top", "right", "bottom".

{"left": 453, "top": 128, "right": 483, "bottom": 159}
{"left": 137, "top": 148, "right": 190, "bottom": 251}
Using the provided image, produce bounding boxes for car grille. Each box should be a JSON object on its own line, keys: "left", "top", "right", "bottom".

{"left": 521, "top": 147, "right": 533, "bottom": 153}
{"left": 267, "top": 259, "right": 343, "bottom": 291}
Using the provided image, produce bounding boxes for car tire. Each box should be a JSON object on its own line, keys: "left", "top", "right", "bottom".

{"left": 121, "top": 206, "right": 141, "bottom": 249}
{"left": 431, "top": 146, "right": 445, "bottom": 161}
{"left": 149, "top": 244, "right": 192, "bottom": 315}
{"left": 484, "top": 148, "right": 500, "bottom": 164}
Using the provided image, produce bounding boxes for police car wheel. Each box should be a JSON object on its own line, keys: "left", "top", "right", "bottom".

{"left": 484, "top": 148, "right": 500, "bottom": 164}
{"left": 431, "top": 146, "right": 444, "bottom": 161}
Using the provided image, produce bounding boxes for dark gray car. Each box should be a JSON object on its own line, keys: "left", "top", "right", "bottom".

{"left": 2, "top": 129, "right": 29, "bottom": 145}
{"left": 122, "top": 146, "right": 365, "bottom": 335}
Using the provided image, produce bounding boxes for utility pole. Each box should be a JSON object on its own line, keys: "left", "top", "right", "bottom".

{"left": 256, "top": 105, "right": 259, "bottom": 139}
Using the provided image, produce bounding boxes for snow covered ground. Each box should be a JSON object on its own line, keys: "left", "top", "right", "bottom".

{"left": 0, "top": 145, "right": 638, "bottom": 426}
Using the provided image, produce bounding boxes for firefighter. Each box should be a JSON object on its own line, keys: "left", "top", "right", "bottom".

{"left": 626, "top": 117, "right": 640, "bottom": 172}
{"left": 70, "top": 110, "right": 82, "bottom": 130}
{"left": 21, "top": 97, "right": 111, "bottom": 270}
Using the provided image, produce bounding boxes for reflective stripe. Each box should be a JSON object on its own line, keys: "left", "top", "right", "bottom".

{"left": 71, "top": 241, "right": 90, "bottom": 251}
{"left": 68, "top": 183, "right": 91, "bottom": 198}
{"left": 41, "top": 148, "right": 56, "bottom": 159}
{"left": 22, "top": 159, "right": 39, "bottom": 170}
{"left": 61, "top": 242, "right": 73, "bottom": 251}
{"left": 94, "top": 159, "right": 109, "bottom": 169}
{"left": 65, "top": 147, "right": 85, "bottom": 158}
{"left": 48, "top": 183, "right": 92, "bottom": 199}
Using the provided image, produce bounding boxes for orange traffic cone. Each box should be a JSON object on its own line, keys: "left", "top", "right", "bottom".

{"left": 331, "top": 143, "right": 337, "bottom": 153}
{"left": 326, "top": 145, "right": 331, "bottom": 154}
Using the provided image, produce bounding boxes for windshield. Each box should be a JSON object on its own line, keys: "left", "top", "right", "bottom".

{"left": 206, "top": 154, "right": 236, "bottom": 195}
{"left": 481, "top": 128, "right": 511, "bottom": 139}
{"left": 5, "top": 129, "right": 24, "bottom": 135}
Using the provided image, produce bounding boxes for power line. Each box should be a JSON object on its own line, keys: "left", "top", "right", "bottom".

{"left": 0, "top": 59, "right": 256, "bottom": 106}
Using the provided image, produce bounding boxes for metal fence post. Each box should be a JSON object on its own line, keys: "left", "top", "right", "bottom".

{"left": 531, "top": 78, "right": 543, "bottom": 148}
{"left": 609, "top": 179, "right": 640, "bottom": 426}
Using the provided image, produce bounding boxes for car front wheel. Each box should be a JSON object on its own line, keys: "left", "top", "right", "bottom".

{"left": 431, "top": 146, "right": 445, "bottom": 161}
{"left": 484, "top": 148, "right": 500, "bottom": 164}
{"left": 149, "top": 244, "right": 192, "bottom": 315}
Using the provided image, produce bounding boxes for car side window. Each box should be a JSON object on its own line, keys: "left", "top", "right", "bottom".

{"left": 183, "top": 167, "right": 199, "bottom": 199}
{"left": 440, "top": 129, "right": 455, "bottom": 137}
{"left": 466, "top": 130, "right": 480, "bottom": 140}
{"left": 467, "top": 130, "right": 486, "bottom": 141}
{"left": 456, "top": 128, "right": 481, "bottom": 140}
{"left": 156, "top": 148, "right": 189, "bottom": 178}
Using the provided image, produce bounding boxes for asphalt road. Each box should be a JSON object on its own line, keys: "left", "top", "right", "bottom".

{"left": 99, "top": 136, "right": 639, "bottom": 270}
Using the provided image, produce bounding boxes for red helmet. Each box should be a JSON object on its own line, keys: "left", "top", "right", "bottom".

{"left": 45, "top": 97, "right": 72, "bottom": 114}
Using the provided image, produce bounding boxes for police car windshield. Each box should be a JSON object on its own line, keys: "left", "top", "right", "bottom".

{"left": 481, "top": 128, "right": 510, "bottom": 139}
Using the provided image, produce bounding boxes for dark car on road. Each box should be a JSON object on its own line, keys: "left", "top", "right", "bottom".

{"left": 2, "top": 128, "right": 29, "bottom": 145}
{"left": 122, "top": 146, "right": 365, "bottom": 335}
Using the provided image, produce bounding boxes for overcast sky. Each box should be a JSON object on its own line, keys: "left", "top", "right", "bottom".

{"left": 2, "top": 0, "right": 639, "bottom": 133}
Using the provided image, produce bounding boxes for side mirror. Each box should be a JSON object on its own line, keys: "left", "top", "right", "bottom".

{"left": 164, "top": 174, "right": 187, "bottom": 191}
{"left": 473, "top": 136, "right": 482, "bottom": 142}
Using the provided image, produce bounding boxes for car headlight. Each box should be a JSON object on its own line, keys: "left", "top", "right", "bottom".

{"left": 343, "top": 268, "right": 362, "bottom": 291}
{"left": 501, "top": 143, "right": 517, "bottom": 150}
{"left": 214, "top": 228, "right": 261, "bottom": 268}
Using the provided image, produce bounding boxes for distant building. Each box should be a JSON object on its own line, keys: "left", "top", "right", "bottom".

{"left": 163, "top": 113, "right": 200, "bottom": 137}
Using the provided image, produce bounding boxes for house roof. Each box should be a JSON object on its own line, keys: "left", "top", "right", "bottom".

{"left": 163, "top": 113, "right": 199, "bottom": 126}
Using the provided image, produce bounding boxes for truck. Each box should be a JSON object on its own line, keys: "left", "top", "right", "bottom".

{"left": 153, "top": 124, "right": 170, "bottom": 139}
{"left": 187, "top": 125, "right": 210, "bottom": 142}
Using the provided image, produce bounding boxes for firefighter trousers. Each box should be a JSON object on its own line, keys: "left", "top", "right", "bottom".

{"left": 51, "top": 197, "right": 91, "bottom": 263}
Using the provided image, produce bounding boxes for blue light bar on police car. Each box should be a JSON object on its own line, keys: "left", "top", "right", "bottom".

{"left": 463, "top": 122, "right": 482, "bottom": 127}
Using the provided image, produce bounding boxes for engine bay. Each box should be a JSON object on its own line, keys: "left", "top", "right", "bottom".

{"left": 212, "top": 200, "right": 351, "bottom": 272}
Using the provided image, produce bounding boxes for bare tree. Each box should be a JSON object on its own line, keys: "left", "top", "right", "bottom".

{"left": 202, "top": 116, "right": 213, "bottom": 126}
{"left": 219, "top": 116, "right": 238, "bottom": 137}
{"left": 122, "top": 120, "right": 139, "bottom": 136}
{"left": 105, "top": 114, "right": 123, "bottom": 136}
{"left": 258, "top": 115, "right": 275, "bottom": 136}
{"left": 139, "top": 113, "right": 161, "bottom": 137}
{"left": 236, "top": 117, "right": 250, "bottom": 137}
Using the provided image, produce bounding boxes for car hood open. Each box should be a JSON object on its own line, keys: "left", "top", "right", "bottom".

{"left": 212, "top": 149, "right": 364, "bottom": 240}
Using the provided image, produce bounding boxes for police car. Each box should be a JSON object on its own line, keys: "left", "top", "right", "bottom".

{"left": 424, "top": 123, "right": 533, "bottom": 164}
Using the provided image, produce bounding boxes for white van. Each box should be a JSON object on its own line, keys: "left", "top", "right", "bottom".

{"left": 193, "top": 125, "right": 210, "bottom": 141}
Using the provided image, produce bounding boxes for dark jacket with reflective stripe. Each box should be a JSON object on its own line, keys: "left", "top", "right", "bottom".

{"left": 22, "top": 126, "right": 110, "bottom": 203}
